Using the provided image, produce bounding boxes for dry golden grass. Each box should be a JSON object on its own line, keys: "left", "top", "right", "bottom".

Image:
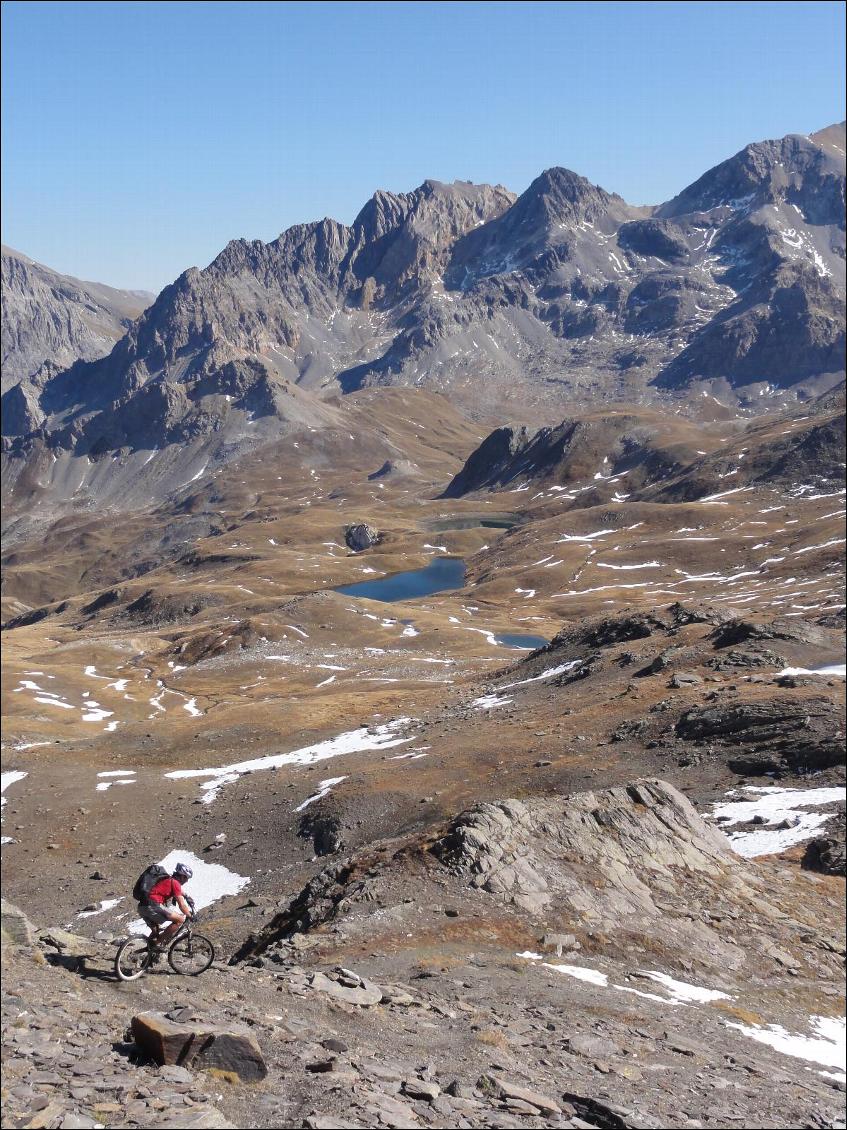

{"left": 714, "top": 1002, "right": 765, "bottom": 1026}
{"left": 474, "top": 1026, "right": 511, "bottom": 1050}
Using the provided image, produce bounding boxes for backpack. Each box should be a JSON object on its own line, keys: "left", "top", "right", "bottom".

{"left": 132, "top": 864, "right": 169, "bottom": 903}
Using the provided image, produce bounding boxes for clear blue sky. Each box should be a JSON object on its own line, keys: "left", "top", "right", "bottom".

{"left": 2, "top": 1, "right": 844, "bottom": 292}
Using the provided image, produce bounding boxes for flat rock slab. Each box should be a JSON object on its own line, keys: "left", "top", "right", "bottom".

{"left": 486, "top": 1075, "right": 561, "bottom": 1115}
{"left": 39, "top": 928, "right": 95, "bottom": 957}
{"left": 131, "top": 1011, "right": 267, "bottom": 1082}
{"left": 153, "top": 1110, "right": 237, "bottom": 1129}
{"left": 309, "top": 971, "right": 383, "bottom": 1006}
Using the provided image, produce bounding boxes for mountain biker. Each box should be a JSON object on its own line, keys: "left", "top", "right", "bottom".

{"left": 138, "top": 862, "right": 195, "bottom": 949}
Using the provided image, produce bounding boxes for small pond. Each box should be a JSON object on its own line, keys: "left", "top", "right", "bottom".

{"left": 494, "top": 632, "right": 548, "bottom": 651}
{"left": 335, "top": 556, "right": 467, "bottom": 602}
{"left": 426, "top": 514, "right": 519, "bottom": 533}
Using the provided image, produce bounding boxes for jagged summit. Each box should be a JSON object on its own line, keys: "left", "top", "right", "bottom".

{"left": 515, "top": 165, "right": 619, "bottom": 220}
{"left": 2, "top": 123, "right": 844, "bottom": 518}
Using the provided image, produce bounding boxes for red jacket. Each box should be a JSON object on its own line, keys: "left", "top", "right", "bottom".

{"left": 147, "top": 877, "right": 183, "bottom": 905}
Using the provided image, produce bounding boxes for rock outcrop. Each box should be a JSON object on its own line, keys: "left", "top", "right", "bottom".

{"left": 803, "top": 828, "right": 846, "bottom": 876}
{"left": 675, "top": 698, "right": 846, "bottom": 774}
{"left": 0, "top": 899, "right": 36, "bottom": 947}
{"left": 432, "top": 779, "right": 735, "bottom": 920}
{"left": 445, "top": 400, "right": 846, "bottom": 501}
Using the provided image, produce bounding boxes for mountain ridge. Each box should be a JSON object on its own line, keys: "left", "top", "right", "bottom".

{"left": 2, "top": 123, "right": 844, "bottom": 525}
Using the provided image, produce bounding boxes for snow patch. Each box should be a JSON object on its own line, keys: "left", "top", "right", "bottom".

{"left": 727, "top": 1015, "right": 845, "bottom": 1073}
{"left": 165, "top": 719, "right": 412, "bottom": 803}
{"left": 710, "top": 785, "right": 845, "bottom": 857}
{"left": 544, "top": 963, "right": 609, "bottom": 986}
{"left": 472, "top": 694, "right": 513, "bottom": 710}
{"left": 500, "top": 661, "right": 582, "bottom": 689}
{"left": 294, "top": 776, "right": 347, "bottom": 812}
{"left": 775, "top": 664, "right": 845, "bottom": 679}
{"left": 636, "top": 971, "right": 730, "bottom": 1004}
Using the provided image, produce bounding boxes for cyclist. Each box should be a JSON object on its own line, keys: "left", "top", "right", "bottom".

{"left": 138, "top": 862, "right": 195, "bottom": 949}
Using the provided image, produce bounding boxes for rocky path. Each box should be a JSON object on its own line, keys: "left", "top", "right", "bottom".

{"left": 3, "top": 948, "right": 846, "bottom": 1130}
{"left": 1, "top": 772, "right": 847, "bottom": 1130}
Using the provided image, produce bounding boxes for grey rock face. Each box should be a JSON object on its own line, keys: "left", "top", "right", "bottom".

{"left": 0, "top": 380, "right": 45, "bottom": 436}
{"left": 0, "top": 898, "right": 37, "bottom": 947}
{"left": 675, "top": 697, "right": 845, "bottom": 774}
{"left": 1, "top": 245, "right": 151, "bottom": 391}
{"left": 803, "top": 829, "right": 846, "bottom": 876}
{"left": 442, "top": 414, "right": 689, "bottom": 497}
{"left": 441, "top": 425, "right": 532, "bottom": 497}
{"left": 432, "top": 779, "right": 736, "bottom": 921}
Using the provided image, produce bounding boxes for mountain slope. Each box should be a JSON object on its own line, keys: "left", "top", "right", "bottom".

{"left": 2, "top": 125, "right": 844, "bottom": 524}
{"left": 1, "top": 246, "right": 152, "bottom": 393}
{"left": 443, "top": 394, "right": 846, "bottom": 502}
{"left": 653, "top": 128, "right": 846, "bottom": 390}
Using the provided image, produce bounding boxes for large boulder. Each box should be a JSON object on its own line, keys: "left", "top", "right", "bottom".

{"left": 803, "top": 830, "right": 846, "bottom": 876}
{"left": 131, "top": 1012, "right": 268, "bottom": 1081}
{"left": 344, "top": 522, "right": 381, "bottom": 551}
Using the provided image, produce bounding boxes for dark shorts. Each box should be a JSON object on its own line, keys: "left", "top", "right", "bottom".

{"left": 138, "top": 902, "right": 178, "bottom": 926}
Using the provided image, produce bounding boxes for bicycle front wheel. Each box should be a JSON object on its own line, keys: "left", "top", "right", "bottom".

{"left": 168, "top": 932, "right": 215, "bottom": 976}
{"left": 115, "top": 937, "right": 153, "bottom": 981}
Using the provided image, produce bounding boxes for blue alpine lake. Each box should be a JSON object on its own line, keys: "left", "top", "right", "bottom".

{"left": 335, "top": 556, "right": 467, "bottom": 602}
{"left": 335, "top": 557, "right": 549, "bottom": 650}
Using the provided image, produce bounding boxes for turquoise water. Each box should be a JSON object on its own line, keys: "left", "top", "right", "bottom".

{"left": 494, "top": 632, "right": 548, "bottom": 650}
{"left": 335, "top": 556, "right": 467, "bottom": 602}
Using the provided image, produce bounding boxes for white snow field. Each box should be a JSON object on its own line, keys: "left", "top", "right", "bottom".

{"left": 727, "top": 1015, "right": 846, "bottom": 1076}
{"left": 710, "top": 785, "right": 846, "bottom": 857}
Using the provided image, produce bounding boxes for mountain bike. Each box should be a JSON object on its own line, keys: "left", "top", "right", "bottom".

{"left": 114, "top": 914, "right": 215, "bottom": 981}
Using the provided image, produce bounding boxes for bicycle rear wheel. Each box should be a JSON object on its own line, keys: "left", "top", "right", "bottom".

{"left": 115, "top": 936, "right": 154, "bottom": 981}
{"left": 168, "top": 932, "right": 215, "bottom": 976}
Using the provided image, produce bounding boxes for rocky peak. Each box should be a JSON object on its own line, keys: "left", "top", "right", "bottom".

{"left": 658, "top": 123, "right": 846, "bottom": 223}
{"left": 441, "top": 424, "right": 532, "bottom": 497}
{"left": 445, "top": 166, "right": 636, "bottom": 287}
{"left": 350, "top": 179, "right": 515, "bottom": 299}
{"left": 354, "top": 180, "right": 514, "bottom": 242}
{"left": 353, "top": 187, "right": 418, "bottom": 242}
{"left": 520, "top": 166, "right": 616, "bottom": 225}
